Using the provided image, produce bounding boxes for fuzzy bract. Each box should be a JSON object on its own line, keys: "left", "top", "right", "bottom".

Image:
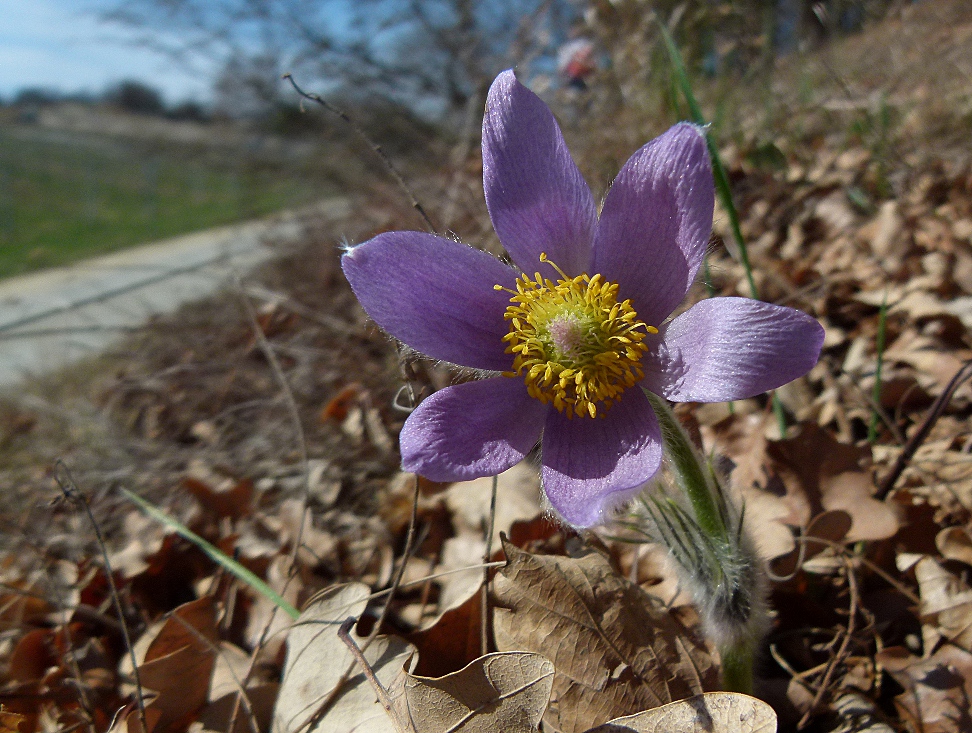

{"left": 342, "top": 70, "right": 824, "bottom": 528}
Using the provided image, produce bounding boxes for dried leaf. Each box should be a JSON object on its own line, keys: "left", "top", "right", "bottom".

{"left": 272, "top": 583, "right": 416, "bottom": 733}
{"left": 394, "top": 652, "right": 553, "bottom": 733}
{"left": 915, "top": 556, "right": 972, "bottom": 651}
{"left": 936, "top": 526, "right": 972, "bottom": 567}
{"left": 583, "top": 692, "right": 776, "bottom": 733}
{"left": 201, "top": 684, "right": 279, "bottom": 733}
{"left": 0, "top": 709, "right": 26, "bottom": 733}
{"left": 407, "top": 591, "right": 482, "bottom": 678}
{"left": 131, "top": 596, "right": 220, "bottom": 731}
{"left": 767, "top": 424, "right": 897, "bottom": 540}
{"left": 877, "top": 644, "right": 972, "bottom": 733}
{"left": 768, "top": 510, "right": 852, "bottom": 579}
{"left": 182, "top": 476, "right": 254, "bottom": 521}
{"left": 8, "top": 629, "right": 55, "bottom": 683}
{"left": 493, "top": 540, "right": 719, "bottom": 733}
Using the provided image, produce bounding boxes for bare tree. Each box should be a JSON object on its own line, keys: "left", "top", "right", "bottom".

{"left": 103, "top": 0, "right": 578, "bottom": 119}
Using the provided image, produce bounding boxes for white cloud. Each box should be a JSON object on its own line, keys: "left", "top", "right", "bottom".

{"left": 0, "top": 0, "right": 212, "bottom": 102}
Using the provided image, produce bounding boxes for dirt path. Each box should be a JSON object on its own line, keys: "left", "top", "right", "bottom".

{"left": 0, "top": 198, "right": 350, "bottom": 388}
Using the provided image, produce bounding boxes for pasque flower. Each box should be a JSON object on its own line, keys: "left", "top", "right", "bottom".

{"left": 342, "top": 70, "right": 824, "bottom": 528}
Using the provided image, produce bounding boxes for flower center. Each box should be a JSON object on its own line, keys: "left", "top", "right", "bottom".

{"left": 495, "top": 254, "right": 656, "bottom": 419}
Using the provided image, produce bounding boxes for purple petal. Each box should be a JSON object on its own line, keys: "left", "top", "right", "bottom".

{"left": 482, "top": 70, "right": 596, "bottom": 277}
{"left": 642, "top": 297, "right": 825, "bottom": 402}
{"left": 400, "top": 377, "right": 546, "bottom": 482}
{"left": 592, "top": 123, "right": 714, "bottom": 326}
{"left": 541, "top": 388, "right": 662, "bottom": 528}
{"left": 342, "top": 231, "right": 517, "bottom": 371}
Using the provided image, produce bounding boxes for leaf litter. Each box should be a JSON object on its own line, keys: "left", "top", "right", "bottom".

{"left": 4, "top": 3, "right": 972, "bottom": 731}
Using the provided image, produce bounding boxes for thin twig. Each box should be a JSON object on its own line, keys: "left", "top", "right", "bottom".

{"left": 233, "top": 285, "right": 313, "bottom": 731}
{"left": 283, "top": 73, "right": 437, "bottom": 234}
{"left": 171, "top": 612, "right": 261, "bottom": 733}
{"left": 337, "top": 618, "right": 409, "bottom": 733}
{"left": 53, "top": 463, "right": 147, "bottom": 733}
{"left": 798, "top": 559, "right": 860, "bottom": 729}
{"left": 877, "top": 358, "right": 972, "bottom": 499}
{"left": 296, "top": 475, "right": 422, "bottom": 733}
{"left": 365, "top": 475, "right": 421, "bottom": 651}
{"left": 481, "top": 474, "right": 498, "bottom": 656}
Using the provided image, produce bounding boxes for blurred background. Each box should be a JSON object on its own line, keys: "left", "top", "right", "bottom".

{"left": 1, "top": 0, "right": 945, "bottom": 279}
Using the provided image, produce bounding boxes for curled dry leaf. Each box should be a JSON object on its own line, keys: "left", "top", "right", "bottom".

{"left": 272, "top": 583, "right": 416, "bottom": 733}
{"left": 428, "top": 462, "right": 544, "bottom": 624}
{"left": 582, "top": 692, "right": 776, "bottom": 733}
{"left": 914, "top": 556, "right": 972, "bottom": 651}
{"left": 0, "top": 709, "right": 26, "bottom": 733}
{"left": 393, "top": 651, "right": 553, "bottom": 733}
{"left": 407, "top": 590, "right": 482, "bottom": 678}
{"left": 710, "top": 419, "right": 899, "bottom": 560}
{"left": 937, "top": 526, "right": 972, "bottom": 567}
{"left": 877, "top": 644, "right": 972, "bottom": 733}
{"left": 118, "top": 595, "right": 219, "bottom": 733}
{"left": 768, "top": 510, "right": 852, "bottom": 579}
{"left": 492, "top": 540, "right": 718, "bottom": 733}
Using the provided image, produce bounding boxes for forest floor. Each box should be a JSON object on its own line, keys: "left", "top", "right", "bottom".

{"left": 3, "top": 2, "right": 972, "bottom": 732}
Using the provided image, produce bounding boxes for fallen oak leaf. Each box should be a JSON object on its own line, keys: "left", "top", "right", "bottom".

{"left": 876, "top": 644, "right": 972, "bottom": 733}
{"left": 914, "top": 556, "right": 972, "bottom": 652}
{"left": 768, "top": 510, "right": 852, "bottom": 579}
{"left": 766, "top": 423, "right": 898, "bottom": 542}
{"left": 0, "top": 709, "right": 26, "bottom": 733}
{"left": 272, "top": 583, "right": 416, "bottom": 733}
{"left": 936, "top": 526, "right": 972, "bottom": 568}
{"left": 582, "top": 692, "right": 777, "bottom": 733}
{"left": 492, "top": 539, "right": 718, "bottom": 733}
{"left": 394, "top": 651, "right": 553, "bottom": 733}
{"left": 118, "top": 596, "right": 220, "bottom": 733}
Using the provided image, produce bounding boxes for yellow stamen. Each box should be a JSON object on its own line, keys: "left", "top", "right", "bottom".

{"left": 498, "top": 255, "right": 657, "bottom": 418}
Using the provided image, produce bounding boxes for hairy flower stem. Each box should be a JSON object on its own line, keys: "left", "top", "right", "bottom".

{"left": 645, "top": 391, "right": 726, "bottom": 540}
{"left": 643, "top": 390, "right": 763, "bottom": 694}
{"left": 720, "top": 642, "right": 755, "bottom": 695}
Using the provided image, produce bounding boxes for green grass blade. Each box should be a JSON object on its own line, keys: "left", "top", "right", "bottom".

{"left": 658, "top": 23, "right": 757, "bottom": 299}
{"left": 120, "top": 488, "right": 301, "bottom": 619}
{"left": 659, "top": 21, "right": 787, "bottom": 436}
{"left": 868, "top": 293, "right": 889, "bottom": 443}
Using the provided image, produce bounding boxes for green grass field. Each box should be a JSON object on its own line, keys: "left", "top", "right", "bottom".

{"left": 0, "top": 125, "right": 332, "bottom": 279}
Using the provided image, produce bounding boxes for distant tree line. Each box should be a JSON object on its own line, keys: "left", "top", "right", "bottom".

{"left": 5, "top": 80, "right": 208, "bottom": 122}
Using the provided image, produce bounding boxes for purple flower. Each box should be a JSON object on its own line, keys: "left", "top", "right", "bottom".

{"left": 342, "top": 70, "right": 824, "bottom": 528}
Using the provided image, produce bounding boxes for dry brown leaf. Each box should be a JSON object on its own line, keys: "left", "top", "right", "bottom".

{"left": 764, "top": 423, "right": 899, "bottom": 542}
{"left": 272, "top": 583, "right": 416, "bottom": 733}
{"left": 407, "top": 591, "right": 482, "bottom": 678}
{"left": 445, "top": 462, "right": 541, "bottom": 550}
{"left": 7, "top": 629, "right": 55, "bottom": 683}
{"left": 118, "top": 596, "right": 220, "bottom": 733}
{"left": 492, "top": 540, "right": 718, "bottom": 733}
{"left": 182, "top": 476, "right": 254, "bottom": 521}
{"left": 201, "top": 684, "right": 279, "bottom": 733}
{"left": 394, "top": 651, "right": 553, "bottom": 733}
{"left": 915, "top": 556, "right": 972, "bottom": 651}
{"left": 244, "top": 555, "right": 302, "bottom": 658}
{"left": 937, "top": 526, "right": 972, "bottom": 567}
{"left": 429, "top": 463, "right": 543, "bottom": 621}
{"left": 0, "top": 710, "right": 25, "bottom": 733}
{"left": 208, "top": 642, "right": 254, "bottom": 703}
{"left": 877, "top": 644, "right": 972, "bottom": 733}
{"left": 582, "top": 692, "right": 776, "bottom": 733}
{"left": 768, "top": 510, "right": 852, "bottom": 579}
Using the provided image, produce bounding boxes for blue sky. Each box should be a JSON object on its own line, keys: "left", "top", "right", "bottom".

{"left": 0, "top": 0, "right": 212, "bottom": 103}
